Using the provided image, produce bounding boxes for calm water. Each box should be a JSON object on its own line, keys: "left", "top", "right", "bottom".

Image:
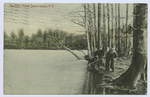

{"left": 4, "top": 50, "right": 88, "bottom": 94}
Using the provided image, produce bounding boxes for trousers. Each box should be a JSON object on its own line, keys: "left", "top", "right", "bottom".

{"left": 106, "top": 58, "right": 114, "bottom": 71}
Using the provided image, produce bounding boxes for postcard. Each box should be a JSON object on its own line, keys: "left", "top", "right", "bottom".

{"left": 3, "top": 3, "right": 147, "bottom": 95}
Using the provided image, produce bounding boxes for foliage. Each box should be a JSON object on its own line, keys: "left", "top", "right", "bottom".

{"left": 4, "top": 29, "right": 87, "bottom": 50}
{"left": 18, "top": 29, "right": 24, "bottom": 49}
{"left": 10, "top": 31, "right": 17, "bottom": 43}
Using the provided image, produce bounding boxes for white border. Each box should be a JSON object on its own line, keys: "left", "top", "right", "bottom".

{"left": 1, "top": 0, "right": 149, "bottom": 97}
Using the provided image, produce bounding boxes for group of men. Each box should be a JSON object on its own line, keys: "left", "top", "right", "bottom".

{"left": 90, "top": 47, "right": 118, "bottom": 72}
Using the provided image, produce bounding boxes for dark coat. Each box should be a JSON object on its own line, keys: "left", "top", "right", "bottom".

{"left": 106, "top": 51, "right": 118, "bottom": 60}
{"left": 94, "top": 50, "right": 104, "bottom": 59}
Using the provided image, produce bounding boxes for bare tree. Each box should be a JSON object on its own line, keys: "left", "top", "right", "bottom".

{"left": 84, "top": 3, "right": 92, "bottom": 57}
{"left": 126, "top": 4, "right": 129, "bottom": 47}
{"left": 98, "top": 3, "right": 101, "bottom": 50}
{"left": 111, "top": 4, "right": 114, "bottom": 48}
{"left": 115, "top": 4, "right": 118, "bottom": 49}
{"left": 107, "top": 4, "right": 111, "bottom": 48}
{"left": 93, "top": 3, "right": 97, "bottom": 50}
{"left": 118, "top": 3, "right": 121, "bottom": 53}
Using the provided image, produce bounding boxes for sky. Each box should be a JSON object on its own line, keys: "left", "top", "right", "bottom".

{"left": 4, "top": 3, "right": 133, "bottom": 37}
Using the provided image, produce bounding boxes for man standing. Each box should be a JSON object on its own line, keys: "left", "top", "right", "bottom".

{"left": 106, "top": 48, "right": 118, "bottom": 71}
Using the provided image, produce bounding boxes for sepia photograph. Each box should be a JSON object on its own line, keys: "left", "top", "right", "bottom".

{"left": 3, "top": 2, "right": 147, "bottom": 95}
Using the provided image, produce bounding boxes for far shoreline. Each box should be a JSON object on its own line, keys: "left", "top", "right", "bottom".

{"left": 4, "top": 49, "right": 87, "bottom": 50}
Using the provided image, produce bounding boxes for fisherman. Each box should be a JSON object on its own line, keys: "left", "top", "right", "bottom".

{"left": 94, "top": 47, "right": 104, "bottom": 67}
{"left": 98, "top": 47, "right": 104, "bottom": 59}
{"left": 105, "top": 48, "right": 118, "bottom": 71}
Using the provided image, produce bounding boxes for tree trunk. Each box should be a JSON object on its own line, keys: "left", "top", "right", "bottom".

{"left": 93, "top": 3, "right": 97, "bottom": 50}
{"left": 112, "top": 4, "right": 147, "bottom": 89}
{"left": 88, "top": 4, "right": 94, "bottom": 53}
{"left": 115, "top": 4, "right": 118, "bottom": 49}
{"left": 84, "top": 3, "right": 91, "bottom": 57}
{"left": 123, "top": 4, "right": 129, "bottom": 56}
{"left": 111, "top": 4, "right": 114, "bottom": 48}
{"left": 98, "top": 3, "right": 101, "bottom": 51}
{"left": 126, "top": 4, "right": 128, "bottom": 47}
{"left": 118, "top": 3, "right": 121, "bottom": 53}
{"left": 51, "top": 36, "right": 82, "bottom": 60}
{"left": 103, "top": 4, "right": 106, "bottom": 51}
{"left": 89, "top": 31, "right": 92, "bottom": 52}
{"left": 107, "top": 4, "right": 111, "bottom": 48}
